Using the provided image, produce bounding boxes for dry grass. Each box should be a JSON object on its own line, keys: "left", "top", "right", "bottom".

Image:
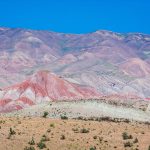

{"left": 0, "top": 117, "right": 149, "bottom": 150}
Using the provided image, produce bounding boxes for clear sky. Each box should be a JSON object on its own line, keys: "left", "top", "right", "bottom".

{"left": 0, "top": 0, "right": 150, "bottom": 34}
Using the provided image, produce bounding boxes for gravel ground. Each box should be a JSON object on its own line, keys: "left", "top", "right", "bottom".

{"left": 2, "top": 100, "right": 150, "bottom": 122}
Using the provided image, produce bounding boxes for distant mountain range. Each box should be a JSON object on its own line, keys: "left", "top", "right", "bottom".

{"left": 0, "top": 27, "right": 150, "bottom": 112}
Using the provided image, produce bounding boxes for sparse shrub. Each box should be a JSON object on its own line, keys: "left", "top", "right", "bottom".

{"left": 145, "top": 122, "right": 150, "bottom": 125}
{"left": 41, "top": 135, "right": 50, "bottom": 142}
{"left": 95, "top": 118, "right": 99, "bottom": 121}
{"left": 122, "top": 132, "right": 128, "bottom": 140}
{"left": 24, "top": 146, "right": 35, "bottom": 150}
{"left": 0, "top": 120, "right": 5, "bottom": 124}
{"left": 142, "top": 108, "right": 146, "bottom": 111}
{"left": 99, "top": 137, "right": 103, "bottom": 142}
{"left": 42, "top": 111, "right": 49, "bottom": 118}
{"left": 80, "top": 128, "right": 89, "bottom": 133}
{"left": 77, "top": 116, "right": 83, "bottom": 120}
{"left": 141, "top": 131, "right": 145, "bottom": 134}
{"left": 9, "top": 127, "right": 16, "bottom": 136}
{"left": 128, "top": 135, "right": 133, "bottom": 139}
{"left": 28, "top": 137, "right": 35, "bottom": 145}
{"left": 90, "top": 146, "right": 96, "bottom": 150}
{"left": 8, "top": 129, "right": 14, "bottom": 139}
{"left": 18, "top": 121, "right": 21, "bottom": 124}
{"left": 124, "top": 119, "right": 130, "bottom": 123}
{"left": 60, "top": 134, "right": 65, "bottom": 140}
{"left": 93, "top": 136, "right": 97, "bottom": 139}
{"left": 50, "top": 123, "right": 55, "bottom": 128}
{"left": 88, "top": 117, "right": 95, "bottom": 121}
{"left": 124, "top": 142, "right": 133, "bottom": 147}
{"left": 37, "top": 141, "right": 46, "bottom": 149}
{"left": 84, "top": 118, "right": 88, "bottom": 121}
{"left": 47, "top": 129, "right": 51, "bottom": 133}
{"left": 60, "top": 115, "right": 68, "bottom": 120}
{"left": 72, "top": 128, "right": 79, "bottom": 133}
{"left": 122, "top": 132, "right": 133, "bottom": 140}
{"left": 133, "top": 138, "right": 138, "bottom": 143}
{"left": 101, "top": 117, "right": 110, "bottom": 121}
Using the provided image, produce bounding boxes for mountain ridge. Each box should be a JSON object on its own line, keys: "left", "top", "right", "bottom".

{"left": 0, "top": 26, "right": 150, "bottom": 107}
{"left": 1, "top": 26, "right": 150, "bottom": 36}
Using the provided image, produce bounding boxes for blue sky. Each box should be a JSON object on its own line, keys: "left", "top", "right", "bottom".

{"left": 0, "top": 0, "right": 150, "bottom": 34}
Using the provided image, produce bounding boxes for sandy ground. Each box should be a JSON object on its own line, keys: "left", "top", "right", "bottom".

{"left": 0, "top": 117, "right": 150, "bottom": 150}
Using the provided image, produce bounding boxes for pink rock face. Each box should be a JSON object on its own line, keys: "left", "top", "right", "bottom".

{"left": 0, "top": 70, "right": 101, "bottom": 112}
{"left": 145, "top": 98, "right": 150, "bottom": 101}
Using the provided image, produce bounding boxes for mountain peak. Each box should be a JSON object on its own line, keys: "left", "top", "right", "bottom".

{"left": 0, "top": 70, "right": 100, "bottom": 112}
{"left": 94, "top": 30, "right": 123, "bottom": 39}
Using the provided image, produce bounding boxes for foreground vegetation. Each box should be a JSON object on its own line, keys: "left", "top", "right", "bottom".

{"left": 0, "top": 117, "right": 149, "bottom": 150}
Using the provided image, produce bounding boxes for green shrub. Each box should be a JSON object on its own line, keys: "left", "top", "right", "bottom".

{"left": 133, "top": 138, "right": 138, "bottom": 143}
{"left": 8, "top": 127, "right": 16, "bottom": 139}
{"left": 24, "top": 146, "right": 35, "bottom": 150}
{"left": 47, "top": 129, "right": 51, "bottom": 133}
{"left": 99, "top": 137, "right": 103, "bottom": 142}
{"left": 122, "top": 132, "right": 128, "bottom": 140}
{"left": 60, "top": 134, "right": 65, "bottom": 140}
{"left": 37, "top": 141, "right": 46, "bottom": 149}
{"left": 124, "top": 142, "right": 133, "bottom": 147}
{"left": 28, "top": 137, "right": 35, "bottom": 145}
{"left": 80, "top": 128, "right": 89, "bottom": 133}
{"left": 77, "top": 116, "right": 83, "bottom": 120}
{"left": 128, "top": 135, "right": 133, "bottom": 139}
{"left": 60, "top": 115, "right": 68, "bottom": 120}
{"left": 41, "top": 135, "right": 50, "bottom": 142}
{"left": 50, "top": 123, "right": 55, "bottom": 128}
{"left": 42, "top": 111, "right": 49, "bottom": 118}
{"left": 9, "top": 128, "right": 16, "bottom": 135}
{"left": 122, "top": 132, "right": 133, "bottom": 140}
{"left": 93, "top": 136, "right": 97, "bottom": 139}
{"left": 90, "top": 147, "right": 96, "bottom": 150}
{"left": 72, "top": 128, "right": 79, "bottom": 133}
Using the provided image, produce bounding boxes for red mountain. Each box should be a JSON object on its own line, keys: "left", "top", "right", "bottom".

{"left": 0, "top": 70, "right": 100, "bottom": 112}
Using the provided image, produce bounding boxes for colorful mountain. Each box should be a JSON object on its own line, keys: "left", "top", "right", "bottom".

{"left": 0, "top": 71, "right": 100, "bottom": 112}
{"left": 0, "top": 27, "right": 150, "bottom": 104}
